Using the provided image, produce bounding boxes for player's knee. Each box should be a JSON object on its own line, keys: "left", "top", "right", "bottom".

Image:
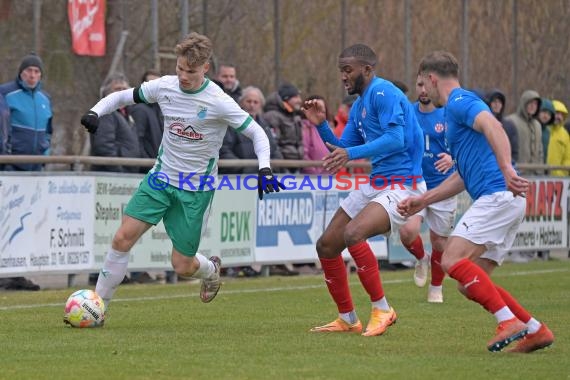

{"left": 398, "top": 226, "right": 415, "bottom": 245}
{"left": 343, "top": 224, "right": 364, "bottom": 247}
{"left": 440, "top": 253, "right": 456, "bottom": 273}
{"left": 316, "top": 236, "right": 335, "bottom": 258}
{"left": 112, "top": 229, "right": 136, "bottom": 252}
{"left": 172, "top": 254, "right": 198, "bottom": 277}
{"left": 431, "top": 238, "right": 446, "bottom": 253}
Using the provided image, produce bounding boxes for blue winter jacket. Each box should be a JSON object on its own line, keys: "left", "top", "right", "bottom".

{"left": 0, "top": 77, "right": 52, "bottom": 171}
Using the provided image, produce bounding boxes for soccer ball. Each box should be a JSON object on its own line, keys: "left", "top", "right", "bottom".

{"left": 63, "top": 289, "right": 106, "bottom": 328}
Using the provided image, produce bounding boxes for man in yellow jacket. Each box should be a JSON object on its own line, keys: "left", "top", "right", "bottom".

{"left": 547, "top": 100, "right": 570, "bottom": 176}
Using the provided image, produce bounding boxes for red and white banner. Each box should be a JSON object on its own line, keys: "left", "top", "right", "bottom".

{"left": 67, "top": 0, "right": 106, "bottom": 56}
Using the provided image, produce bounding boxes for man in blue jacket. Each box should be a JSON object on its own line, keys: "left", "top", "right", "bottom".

{"left": 0, "top": 53, "right": 50, "bottom": 291}
{"left": 0, "top": 53, "right": 53, "bottom": 171}
{"left": 0, "top": 94, "right": 10, "bottom": 168}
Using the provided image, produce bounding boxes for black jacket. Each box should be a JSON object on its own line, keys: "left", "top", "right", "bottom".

{"left": 219, "top": 115, "right": 283, "bottom": 174}
{"left": 130, "top": 102, "right": 163, "bottom": 160}
{"left": 90, "top": 110, "right": 141, "bottom": 173}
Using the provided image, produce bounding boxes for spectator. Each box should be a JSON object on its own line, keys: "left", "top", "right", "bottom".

{"left": 0, "top": 52, "right": 52, "bottom": 171}
{"left": 391, "top": 79, "right": 409, "bottom": 95}
{"left": 218, "top": 86, "right": 284, "bottom": 278}
{"left": 264, "top": 82, "right": 304, "bottom": 172}
{"left": 219, "top": 86, "right": 282, "bottom": 175}
{"left": 90, "top": 73, "right": 141, "bottom": 173}
{"left": 128, "top": 68, "right": 165, "bottom": 284}
{"left": 537, "top": 98, "right": 555, "bottom": 162}
{"left": 130, "top": 69, "right": 164, "bottom": 166}
{"left": 0, "top": 94, "right": 9, "bottom": 169}
{"left": 0, "top": 53, "right": 53, "bottom": 291}
{"left": 547, "top": 100, "right": 570, "bottom": 176}
{"left": 301, "top": 95, "right": 330, "bottom": 175}
{"left": 87, "top": 73, "right": 141, "bottom": 286}
{"left": 487, "top": 89, "right": 518, "bottom": 163}
{"left": 504, "top": 90, "right": 543, "bottom": 171}
{"left": 216, "top": 63, "right": 242, "bottom": 103}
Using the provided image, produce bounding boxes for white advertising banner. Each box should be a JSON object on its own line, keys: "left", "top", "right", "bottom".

{"left": 93, "top": 175, "right": 172, "bottom": 271}
{"left": 512, "top": 177, "right": 569, "bottom": 250}
{"left": 0, "top": 174, "right": 566, "bottom": 277}
{"left": 0, "top": 176, "right": 95, "bottom": 275}
{"left": 254, "top": 177, "right": 388, "bottom": 264}
{"left": 199, "top": 180, "right": 256, "bottom": 266}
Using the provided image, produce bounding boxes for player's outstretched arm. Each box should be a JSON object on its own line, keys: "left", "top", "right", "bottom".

{"left": 474, "top": 111, "right": 529, "bottom": 196}
{"left": 240, "top": 120, "right": 286, "bottom": 200}
{"left": 80, "top": 88, "right": 137, "bottom": 134}
{"left": 399, "top": 172, "right": 465, "bottom": 217}
{"left": 322, "top": 143, "right": 349, "bottom": 174}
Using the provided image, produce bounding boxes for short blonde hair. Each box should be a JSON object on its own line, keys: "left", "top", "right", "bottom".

{"left": 174, "top": 32, "right": 213, "bottom": 67}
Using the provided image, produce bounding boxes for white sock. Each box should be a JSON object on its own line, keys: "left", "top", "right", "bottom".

{"left": 339, "top": 310, "right": 358, "bottom": 324}
{"left": 192, "top": 254, "right": 215, "bottom": 279}
{"left": 95, "top": 248, "right": 130, "bottom": 306}
{"left": 372, "top": 296, "right": 390, "bottom": 311}
{"left": 429, "top": 285, "right": 443, "bottom": 291}
{"left": 494, "top": 306, "right": 516, "bottom": 323}
{"left": 526, "top": 318, "right": 541, "bottom": 334}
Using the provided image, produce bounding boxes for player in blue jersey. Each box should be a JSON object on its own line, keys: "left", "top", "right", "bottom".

{"left": 398, "top": 51, "right": 554, "bottom": 353}
{"left": 302, "top": 43, "right": 425, "bottom": 337}
{"left": 398, "top": 74, "right": 456, "bottom": 303}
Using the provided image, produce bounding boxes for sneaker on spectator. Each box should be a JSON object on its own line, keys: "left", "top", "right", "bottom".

{"left": 1, "top": 277, "right": 40, "bottom": 291}
{"left": 269, "top": 264, "right": 299, "bottom": 276}
{"left": 132, "top": 272, "right": 158, "bottom": 284}
{"left": 241, "top": 266, "right": 261, "bottom": 277}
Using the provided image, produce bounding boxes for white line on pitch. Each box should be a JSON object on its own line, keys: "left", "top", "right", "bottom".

{"left": 0, "top": 267, "right": 567, "bottom": 311}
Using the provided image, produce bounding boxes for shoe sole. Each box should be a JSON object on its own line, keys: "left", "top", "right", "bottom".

{"left": 310, "top": 327, "right": 362, "bottom": 333}
{"left": 507, "top": 338, "right": 554, "bottom": 353}
{"left": 488, "top": 329, "right": 528, "bottom": 352}
{"left": 200, "top": 284, "right": 221, "bottom": 303}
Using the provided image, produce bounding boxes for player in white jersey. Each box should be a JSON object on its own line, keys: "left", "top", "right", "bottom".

{"left": 81, "top": 32, "right": 284, "bottom": 311}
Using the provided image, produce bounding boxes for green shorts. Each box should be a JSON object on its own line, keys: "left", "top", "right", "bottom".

{"left": 124, "top": 174, "right": 215, "bottom": 256}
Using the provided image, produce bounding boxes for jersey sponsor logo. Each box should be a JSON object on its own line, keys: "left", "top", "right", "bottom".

{"left": 168, "top": 122, "right": 204, "bottom": 141}
{"left": 434, "top": 122, "right": 445, "bottom": 133}
{"left": 197, "top": 106, "right": 208, "bottom": 120}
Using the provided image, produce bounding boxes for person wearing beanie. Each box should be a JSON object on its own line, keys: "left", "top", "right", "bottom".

{"left": 263, "top": 82, "right": 304, "bottom": 170}
{"left": 0, "top": 52, "right": 52, "bottom": 172}
{"left": 0, "top": 52, "right": 51, "bottom": 291}
{"left": 537, "top": 98, "right": 556, "bottom": 162}
{"left": 547, "top": 100, "right": 570, "bottom": 176}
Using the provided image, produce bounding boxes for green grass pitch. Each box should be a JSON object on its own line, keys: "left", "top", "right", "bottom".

{"left": 0, "top": 260, "right": 568, "bottom": 380}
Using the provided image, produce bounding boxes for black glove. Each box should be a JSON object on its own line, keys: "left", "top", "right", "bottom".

{"left": 81, "top": 110, "right": 99, "bottom": 134}
{"left": 258, "top": 167, "right": 285, "bottom": 200}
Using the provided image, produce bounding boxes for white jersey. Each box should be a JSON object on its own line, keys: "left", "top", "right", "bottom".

{"left": 139, "top": 76, "right": 253, "bottom": 190}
